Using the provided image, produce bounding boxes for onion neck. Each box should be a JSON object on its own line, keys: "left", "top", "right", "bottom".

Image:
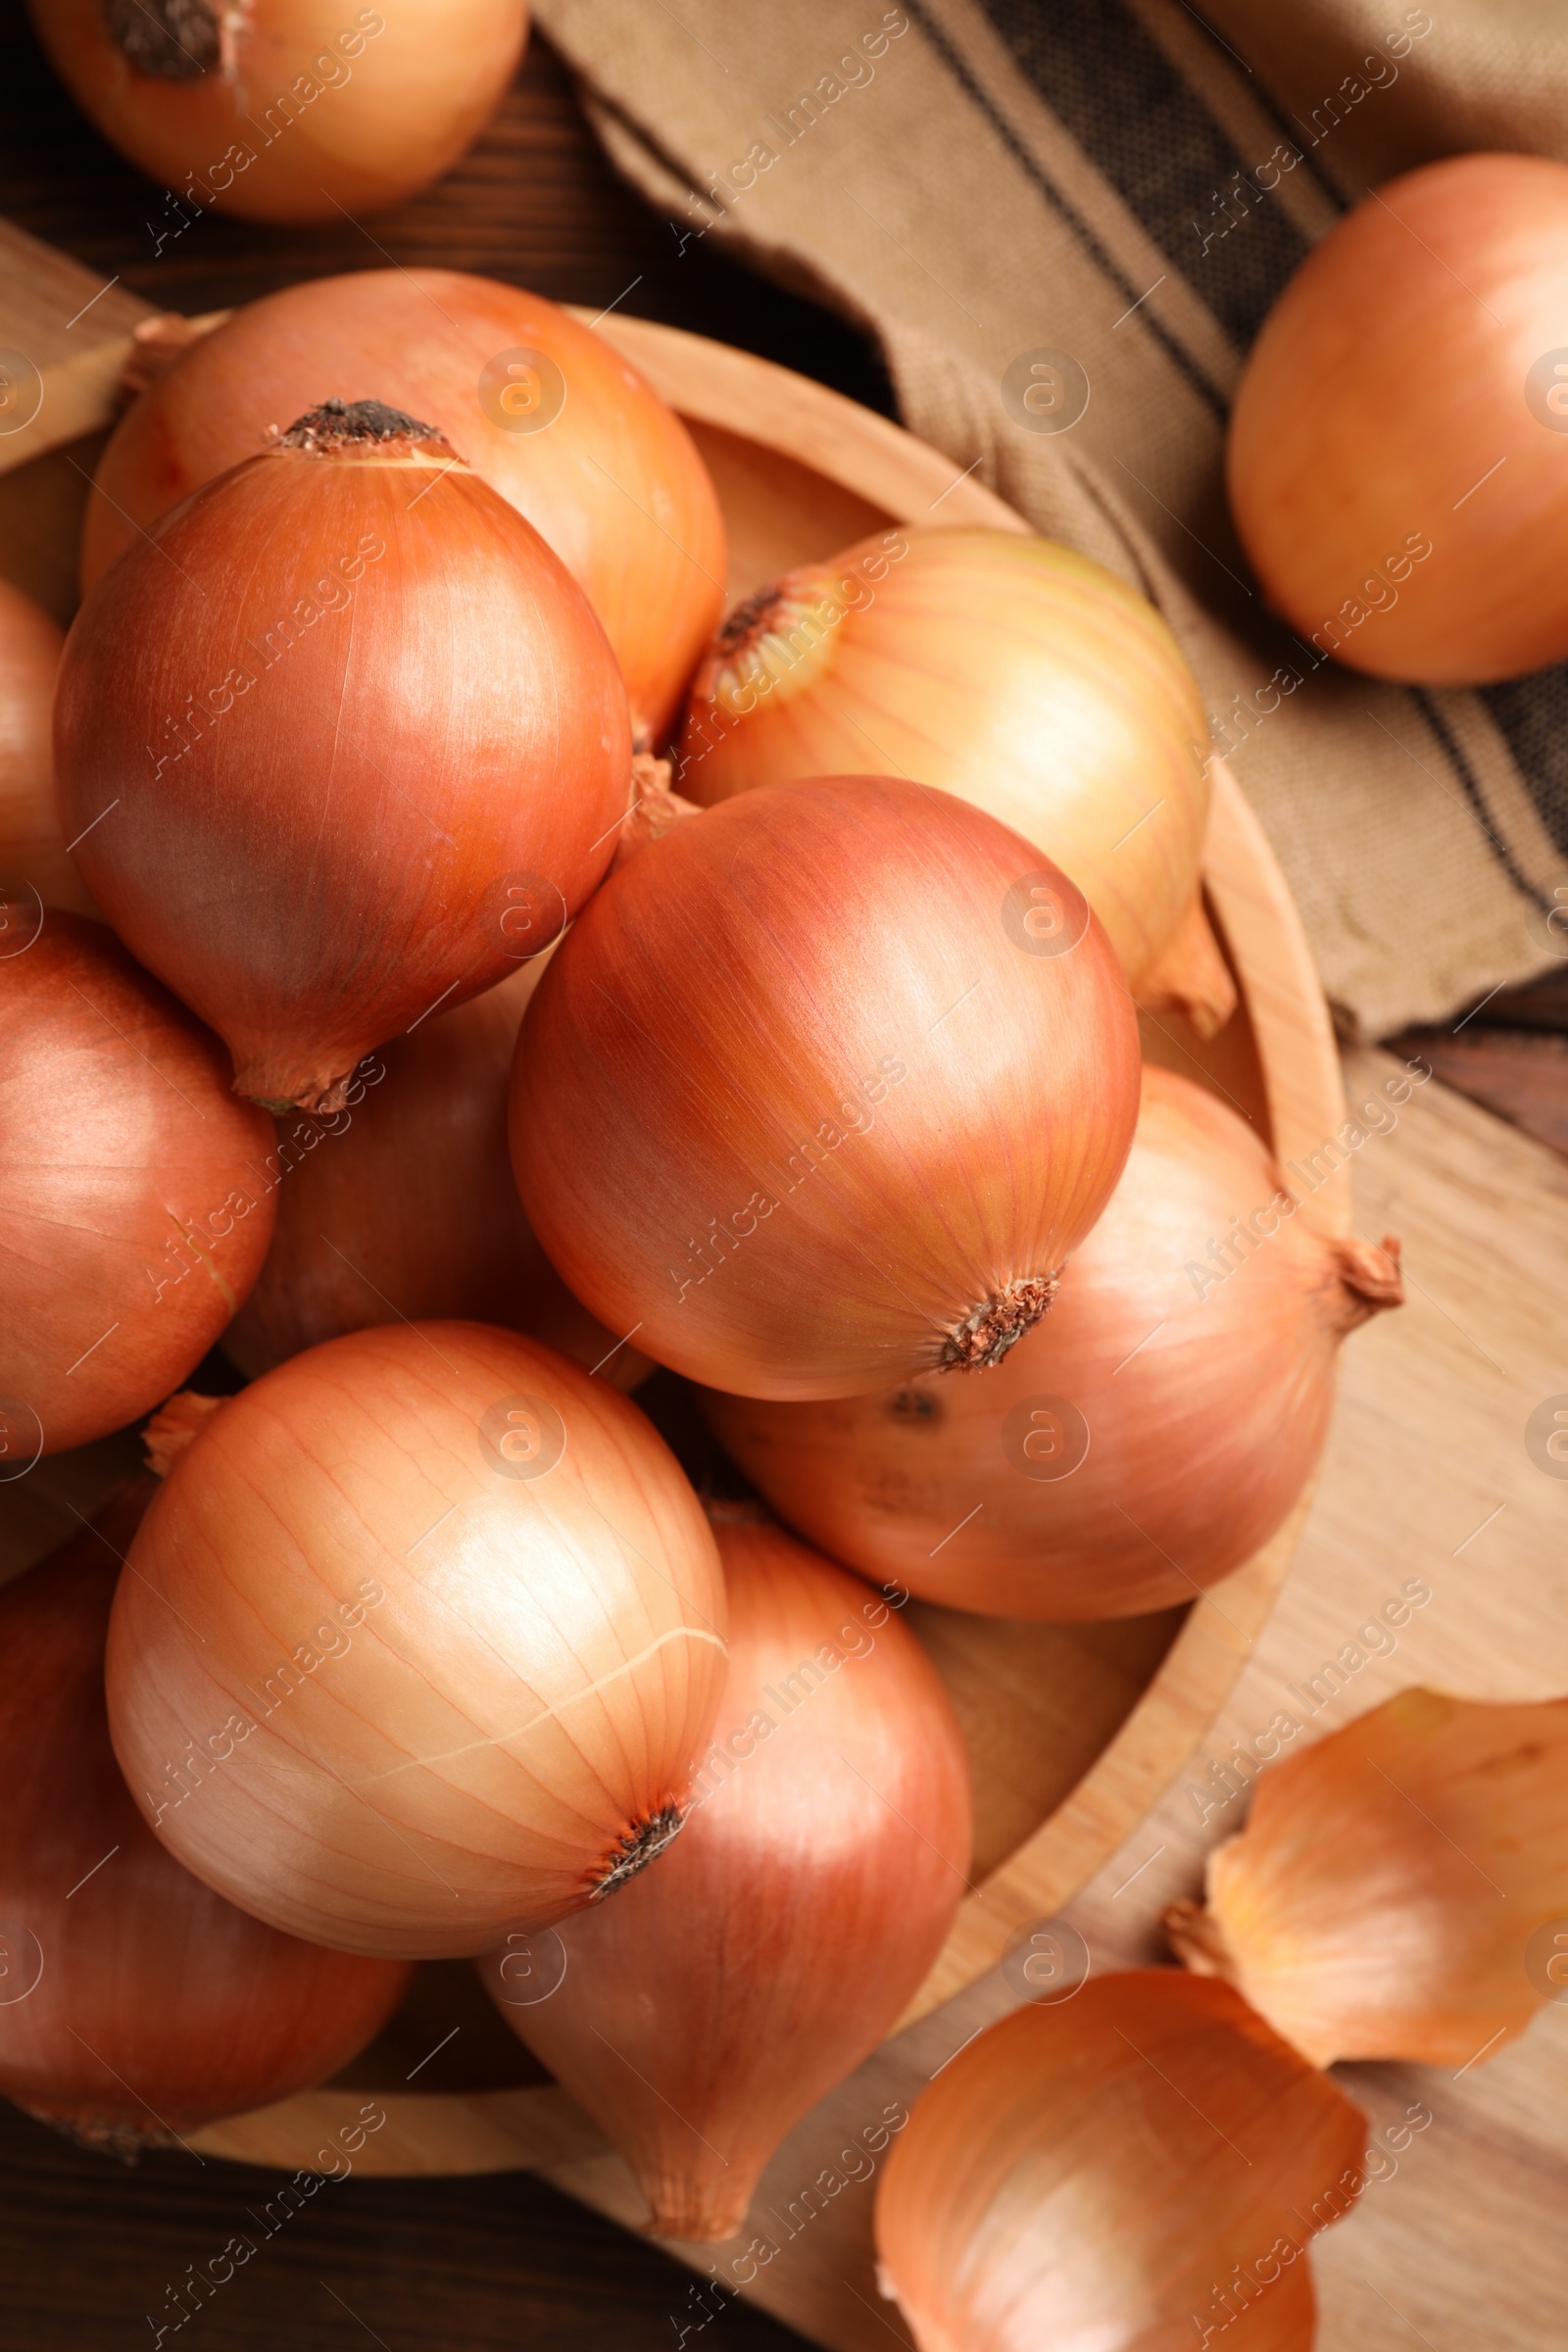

{"left": 691, "top": 570, "right": 843, "bottom": 720}
{"left": 1134, "top": 889, "right": 1238, "bottom": 1040}
{"left": 1326, "top": 1233, "right": 1404, "bottom": 1332}
{"left": 274, "top": 399, "right": 455, "bottom": 463}
{"left": 939, "top": 1274, "right": 1056, "bottom": 1371}
{"left": 591, "top": 1803, "right": 685, "bottom": 1900}
{"left": 103, "top": 0, "right": 220, "bottom": 78}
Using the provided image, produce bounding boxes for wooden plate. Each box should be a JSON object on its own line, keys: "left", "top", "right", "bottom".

{"left": 0, "top": 277, "right": 1348, "bottom": 2202}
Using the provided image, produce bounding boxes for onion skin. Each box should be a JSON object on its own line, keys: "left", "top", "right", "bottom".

{"left": 56, "top": 402, "right": 631, "bottom": 1112}
{"left": 701, "top": 1067, "right": 1402, "bottom": 1618}
{"left": 105, "top": 1323, "right": 728, "bottom": 1959}
{"left": 223, "top": 957, "right": 654, "bottom": 1390}
{"left": 1167, "top": 1689, "right": 1568, "bottom": 2069}
{"left": 224, "top": 964, "right": 552, "bottom": 1377}
{"left": 1229, "top": 153, "right": 1568, "bottom": 685}
{"left": 0, "top": 1486, "right": 411, "bottom": 2153}
{"left": 25, "top": 0, "right": 527, "bottom": 226}
{"left": 0, "top": 579, "right": 95, "bottom": 919}
{"left": 676, "top": 529, "right": 1233, "bottom": 1036}
{"left": 83, "top": 271, "right": 727, "bottom": 742}
{"left": 0, "top": 911, "right": 276, "bottom": 1455}
{"left": 511, "top": 774, "right": 1141, "bottom": 1401}
{"left": 874, "top": 1972, "right": 1367, "bottom": 2352}
{"left": 479, "top": 1517, "right": 971, "bottom": 2242}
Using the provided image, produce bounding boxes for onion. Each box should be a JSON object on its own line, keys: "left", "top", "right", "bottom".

{"left": 0, "top": 911, "right": 276, "bottom": 1457}
{"left": 224, "top": 964, "right": 551, "bottom": 1377}
{"left": 1229, "top": 153, "right": 1568, "bottom": 685}
{"left": 1167, "top": 1689, "right": 1568, "bottom": 2068}
{"left": 479, "top": 1514, "right": 971, "bottom": 2241}
{"left": 0, "top": 1485, "right": 411, "bottom": 2155}
{"left": 702, "top": 1067, "right": 1403, "bottom": 1618}
{"left": 0, "top": 579, "right": 94, "bottom": 919}
{"left": 874, "top": 1971, "right": 1368, "bottom": 2352}
{"left": 84, "top": 271, "right": 727, "bottom": 743}
{"left": 511, "top": 774, "right": 1141, "bottom": 1402}
{"left": 25, "top": 0, "right": 527, "bottom": 225}
{"left": 57, "top": 398, "right": 631, "bottom": 1114}
{"left": 224, "top": 958, "right": 654, "bottom": 1391}
{"left": 105, "top": 1322, "right": 728, "bottom": 1958}
{"left": 676, "top": 528, "right": 1234, "bottom": 1036}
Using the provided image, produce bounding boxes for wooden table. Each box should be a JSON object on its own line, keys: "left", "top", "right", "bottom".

{"left": 2, "top": 9, "right": 1565, "bottom": 2348}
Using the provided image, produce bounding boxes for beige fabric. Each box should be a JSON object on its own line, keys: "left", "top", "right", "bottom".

{"left": 535, "top": 0, "right": 1568, "bottom": 1036}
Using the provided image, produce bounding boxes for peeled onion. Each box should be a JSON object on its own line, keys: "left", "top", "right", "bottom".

{"left": 0, "top": 579, "right": 95, "bottom": 919}
{"left": 0, "top": 911, "right": 276, "bottom": 1456}
{"left": 1229, "top": 153, "right": 1568, "bottom": 684}
{"left": 511, "top": 774, "right": 1141, "bottom": 1402}
{"left": 84, "top": 270, "right": 727, "bottom": 742}
{"left": 25, "top": 0, "right": 527, "bottom": 225}
{"left": 105, "top": 1322, "right": 727, "bottom": 1958}
{"left": 0, "top": 1485, "right": 411, "bottom": 2153}
{"left": 702, "top": 1066, "right": 1403, "bottom": 1618}
{"left": 1167, "top": 1688, "right": 1568, "bottom": 2068}
{"left": 677, "top": 528, "right": 1234, "bottom": 1036}
{"left": 480, "top": 1514, "right": 971, "bottom": 2240}
{"left": 57, "top": 397, "right": 631, "bottom": 1113}
{"left": 875, "top": 1971, "right": 1368, "bottom": 2352}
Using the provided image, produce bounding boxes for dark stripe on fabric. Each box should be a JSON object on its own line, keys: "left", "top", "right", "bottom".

{"left": 976, "top": 0, "right": 1310, "bottom": 352}
{"left": 1151, "top": 0, "right": 1351, "bottom": 218}
{"left": 901, "top": 0, "right": 1228, "bottom": 420}
{"left": 1412, "top": 689, "right": 1551, "bottom": 909}
{"left": 1479, "top": 669, "right": 1568, "bottom": 865}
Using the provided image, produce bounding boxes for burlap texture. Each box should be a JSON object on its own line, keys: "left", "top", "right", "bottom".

{"left": 533, "top": 0, "right": 1568, "bottom": 1038}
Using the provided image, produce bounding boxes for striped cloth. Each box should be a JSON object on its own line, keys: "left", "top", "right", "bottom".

{"left": 533, "top": 0, "right": 1568, "bottom": 1038}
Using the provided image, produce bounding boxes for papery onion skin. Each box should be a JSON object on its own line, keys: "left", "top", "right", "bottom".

{"left": 25, "top": 0, "right": 527, "bottom": 226}
{"left": 701, "top": 1067, "right": 1402, "bottom": 1618}
{"left": 224, "top": 964, "right": 552, "bottom": 1377}
{"left": 105, "top": 1322, "right": 727, "bottom": 1959}
{"left": 0, "top": 1486, "right": 411, "bottom": 2152}
{"left": 1167, "top": 1689, "right": 1568, "bottom": 2068}
{"left": 875, "top": 1971, "right": 1367, "bottom": 2352}
{"left": 511, "top": 774, "right": 1141, "bottom": 1402}
{"left": 83, "top": 270, "right": 727, "bottom": 742}
{"left": 0, "top": 579, "right": 95, "bottom": 918}
{"left": 223, "top": 958, "right": 654, "bottom": 1391}
{"left": 479, "top": 1516, "right": 971, "bottom": 2241}
{"left": 57, "top": 401, "right": 631, "bottom": 1113}
{"left": 676, "top": 528, "right": 1233, "bottom": 1035}
{"left": 1229, "top": 153, "right": 1568, "bottom": 685}
{"left": 0, "top": 911, "right": 276, "bottom": 1455}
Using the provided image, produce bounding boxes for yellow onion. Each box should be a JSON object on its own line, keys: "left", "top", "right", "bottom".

{"left": 479, "top": 1515, "right": 971, "bottom": 2240}
{"left": 1167, "top": 1689, "right": 1568, "bottom": 2068}
{"left": 701, "top": 1067, "right": 1403, "bottom": 1618}
{"left": 84, "top": 270, "right": 727, "bottom": 743}
{"left": 223, "top": 957, "right": 652, "bottom": 1390}
{"left": 57, "top": 397, "right": 631, "bottom": 1113}
{"left": 0, "top": 578, "right": 95, "bottom": 918}
{"left": 0, "top": 911, "right": 276, "bottom": 1456}
{"left": 0, "top": 1484, "right": 411, "bottom": 2153}
{"left": 676, "top": 529, "right": 1234, "bottom": 1036}
{"left": 105, "top": 1322, "right": 727, "bottom": 1958}
{"left": 26, "top": 0, "right": 527, "bottom": 225}
{"left": 875, "top": 1971, "right": 1367, "bottom": 2352}
{"left": 511, "top": 774, "right": 1141, "bottom": 1402}
{"left": 1230, "top": 154, "right": 1568, "bottom": 685}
